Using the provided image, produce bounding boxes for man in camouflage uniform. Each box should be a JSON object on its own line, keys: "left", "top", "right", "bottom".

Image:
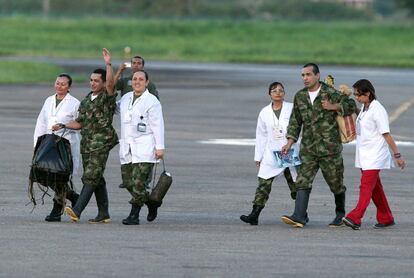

{"left": 114, "top": 55, "right": 159, "bottom": 99}
{"left": 54, "top": 48, "right": 118, "bottom": 223}
{"left": 281, "top": 63, "right": 356, "bottom": 228}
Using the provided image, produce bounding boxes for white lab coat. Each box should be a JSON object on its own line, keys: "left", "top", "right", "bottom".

{"left": 255, "top": 102, "right": 299, "bottom": 180}
{"left": 33, "top": 93, "right": 81, "bottom": 175}
{"left": 355, "top": 100, "right": 394, "bottom": 170}
{"left": 118, "top": 90, "right": 165, "bottom": 165}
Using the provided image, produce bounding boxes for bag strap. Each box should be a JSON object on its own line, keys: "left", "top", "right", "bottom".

{"left": 151, "top": 161, "right": 158, "bottom": 190}
{"left": 150, "top": 158, "right": 166, "bottom": 190}
{"left": 52, "top": 127, "right": 67, "bottom": 144}
{"left": 161, "top": 158, "right": 166, "bottom": 172}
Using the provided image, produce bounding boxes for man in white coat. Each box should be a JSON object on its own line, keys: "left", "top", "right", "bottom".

{"left": 33, "top": 73, "right": 80, "bottom": 222}
{"left": 117, "top": 69, "right": 165, "bottom": 225}
{"left": 241, "top": 82, "right": 300, "bottom": 225}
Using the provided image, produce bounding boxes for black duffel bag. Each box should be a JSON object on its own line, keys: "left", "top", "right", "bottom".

{"left": 28, "top": 132, "right": 73, "bottom": 206}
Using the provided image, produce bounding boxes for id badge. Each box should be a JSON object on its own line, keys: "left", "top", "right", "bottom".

{"left": 47, "top": 116, "right": 58, "bottom": 130}
{"left": 137, "top": 122, "right": 146, "bottom": 132}
{"left": 123, "top": 112, "right": 132, "bottom": 123}
{"left": 273, "top": 127, "right": 283, "bottom": 140}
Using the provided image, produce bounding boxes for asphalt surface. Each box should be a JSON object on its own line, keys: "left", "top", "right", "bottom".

{"left": 0, "top": 60, "right": 413, "bottom": 277}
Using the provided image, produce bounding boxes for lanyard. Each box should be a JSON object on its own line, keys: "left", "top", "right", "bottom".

{"left": 356, "top": 108, "right": 369, "bottom": 123}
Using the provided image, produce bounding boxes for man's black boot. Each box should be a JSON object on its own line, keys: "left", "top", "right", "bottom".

{"left": 89, "top": 182, "right": 111, "bottom": 224}
{"left": 146, "top": 200, "right": 162, "bottom": 222}
{"left": 240, "top": 205, "right": 264, "bottom": 225}
{"left": 122, "top": 203, "right": 141, "bottom": 225}
{"left": 65, "top": 185, "right": 94, "bottom": 223}
{"left": 66, "top": 190, "right": 79, "bottom": 207}
{"left": 45, "top": 200, "right": 63, "bottom": 222}
{"left": 329, "top": 192, "right": 345, "bottom": 227}
{"left": 281, "top": 189, "right": 310, "bottom": 228}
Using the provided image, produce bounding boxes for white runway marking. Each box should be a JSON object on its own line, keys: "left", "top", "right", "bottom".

{"left": 199, "top": 139, "right": 255, "bottom": 146}
{"left": 389, "top": 96, "right": 414, "bottom": 124}
{"left": 199, "top": 139, "right": 414, "bottom": 147}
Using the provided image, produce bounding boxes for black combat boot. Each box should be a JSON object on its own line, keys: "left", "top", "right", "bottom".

{"left": 45, "top": 200, "right": 63, "bottom": 222}
{"left": 281, "top": 189, "right": 311, "bottom": 228}
{"left": 66, "top": 190, "right": 79, "bottom": 207}
{"left": 122, "top": 203, "right": 141, "bottom": 225}
{"left": 329, "top": 192, "right": 345, "bottom": 227}
{"left": 240, "top": 205, "right": 264, "bottom": 225}
{"left": 89, "top": 182, "right": 111, "bottom": 224}
{"left": 65, "top": 185, "right": 94, "bottom": 223}
{"left": 146, "top": 200, "right": 162, "bottom": 222}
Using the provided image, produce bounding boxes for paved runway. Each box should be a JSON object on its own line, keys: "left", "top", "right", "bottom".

{"left": 0, "top": 60, "right": 413, "bottom": 277}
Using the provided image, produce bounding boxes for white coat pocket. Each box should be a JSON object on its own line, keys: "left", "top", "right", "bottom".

{"left": 130, "top": 136, "right": 156, "bottom": 162}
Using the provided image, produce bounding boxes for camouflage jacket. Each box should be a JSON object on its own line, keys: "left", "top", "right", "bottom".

{"left": 76, "top": 90, "right": 119, "bottom": 154}
{"left": 116, "top": 75, "right": 159, "bottom": 99}
{"left": 287, "top": 82, "right": 356, "bottom": 157}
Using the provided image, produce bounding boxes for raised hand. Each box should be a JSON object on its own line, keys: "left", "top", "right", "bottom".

{"left": 102, "top": 48, "right": 111, "bottom": 65}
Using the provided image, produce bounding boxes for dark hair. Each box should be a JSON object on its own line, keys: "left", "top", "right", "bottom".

{"left": 303, "top": 63, "right": 320, "bottom": 75}
{"left": 92, "top": 68, "right": 106, "bottom": 82}
{"left": 268, "top": 81, "right": 285, "bottom": 94}
{"left": 58, "top": 73, "right": 72, "bottom": 86}
{"left": 134, "top": 69, "right": 149, "bottom": 81}
{"left": 132, "top": 55, "right": 145, "bottom": 66}
{"left": 352, "top": 79, "right": 376, "bottom": 101}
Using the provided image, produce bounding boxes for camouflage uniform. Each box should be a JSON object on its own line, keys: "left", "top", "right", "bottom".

{"left": 287, "top": 82, "right": 356, "bottom": 194}
{"left": 76, "top": 90, "right": 118, "bottom": 188}
{"left": 116, "top": 76, "right": 159, "bottom": 99}
{"left": 253, "top": 168, "right": 297, "bottom": 207}
{"left": 51, "top": 184, "right": 76, "bottom": 205}
{"left": 253, "top": 177, "right": 275, "bottom": 207}
{"left": 121, "top": 163, "right": 154, "bottom": 206}
{"left": 284, "top": 168, "right": 297, "bottom": 198}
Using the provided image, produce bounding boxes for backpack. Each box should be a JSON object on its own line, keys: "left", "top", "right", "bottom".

{"left": 28, "top": 132, "right": 73, "bottom": 206}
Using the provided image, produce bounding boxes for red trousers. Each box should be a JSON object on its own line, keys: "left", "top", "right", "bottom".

{"left": 346, "top": 169, "right": 394, "bottom": 225}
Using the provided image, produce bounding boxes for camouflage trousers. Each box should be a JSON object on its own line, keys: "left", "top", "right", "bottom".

{"left": 295, "top": 153, "right": 346, "bottom": 194}
{"left": 284, "top": 168, "right": 297, "bottom": 199}
{"left": 53, "top": 186, "right": 75, "bottom": 206}
{"left": 121, "top": 163, "right": 154, "bottom": 207}
{"left": 253, "top": 168, "right": 297, "bottom": 207}
{"left": 81, "top": 151, "right": 110, "bottom": 188}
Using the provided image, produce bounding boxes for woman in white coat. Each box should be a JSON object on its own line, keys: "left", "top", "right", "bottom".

{"left": 33, "top": 73, "right": 80, "bottom": 222}
{"left": 117, "top": 70, "right": 165, "bottom": 225}
{"left": 241, "top": 82, "right": 300, "bottom": 225}
{"left": 343, "top": 79, "right": 405, "bottom": 230}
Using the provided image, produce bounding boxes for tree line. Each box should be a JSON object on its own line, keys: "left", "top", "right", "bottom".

{"left": 0, "top": 0, "right": 413, "bottom": 20}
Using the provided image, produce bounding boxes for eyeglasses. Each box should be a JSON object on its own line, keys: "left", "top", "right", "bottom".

{"left": 270, "top": 89, "right": 285, "bottom": 94}
{"left": 353, "top": 92, "right": 367, "bottom": 97}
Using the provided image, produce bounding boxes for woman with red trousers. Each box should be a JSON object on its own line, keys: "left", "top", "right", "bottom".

{"left": 343, "top": 79, "right": 406, "bottom": 230}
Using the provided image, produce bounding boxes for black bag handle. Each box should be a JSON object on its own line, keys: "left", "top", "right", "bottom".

{"left": 53, "top": 126, "right": 67, "bottom": 141}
